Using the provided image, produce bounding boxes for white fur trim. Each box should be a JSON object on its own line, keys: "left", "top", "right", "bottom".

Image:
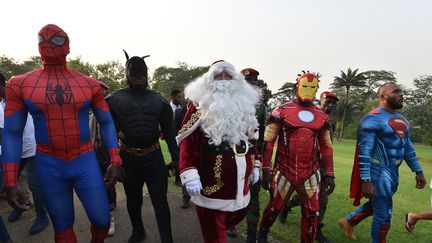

{"left": 209, "top": 61, "right": 236, "bottom": 74}
{"left": 235, "top": 154, "right": 247, "bottom": 208}
{"left": 191, "top": 192, "right": 250, "bottom": 212}
{"left": 180, "top": 169, "right": 200, "bottom": 185}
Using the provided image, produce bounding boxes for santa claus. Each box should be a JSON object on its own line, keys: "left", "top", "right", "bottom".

{"left": 177, "top": 60, "right": 261, "bottom": 243}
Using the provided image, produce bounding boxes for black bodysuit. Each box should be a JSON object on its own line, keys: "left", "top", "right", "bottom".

{"left": 106, "top": 86, "right": 177, "bottom": 243}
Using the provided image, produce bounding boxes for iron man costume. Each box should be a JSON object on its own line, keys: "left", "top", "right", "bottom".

{"left": 258, "top": 72, "right": 334, "bottom": 243}
{"left": 2, "top": 24, "right": 121, "bottom": 243}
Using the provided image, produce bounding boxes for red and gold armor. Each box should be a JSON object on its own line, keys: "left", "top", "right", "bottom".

{"left": 262, "top": 101, "right": 333, "bottom": 184}
{"left": 258, "top": 72, "right": 334, "bottom": 243}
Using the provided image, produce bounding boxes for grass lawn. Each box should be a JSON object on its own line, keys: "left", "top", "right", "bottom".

{"left": 161, "top": 140, "right": 432, "bottom": 243}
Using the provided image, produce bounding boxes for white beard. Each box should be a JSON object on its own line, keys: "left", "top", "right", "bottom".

{"left": 185, "top": 63, "right": 260, "bottom": 146}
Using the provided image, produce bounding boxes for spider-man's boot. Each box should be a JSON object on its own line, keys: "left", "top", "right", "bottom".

{"left": 90, "top": 224, "right": 109, "bottom": 243}
{"left": 55, "top": 227, "right": 77, "bottom": 243}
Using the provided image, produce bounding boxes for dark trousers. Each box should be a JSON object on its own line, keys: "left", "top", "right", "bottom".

{"left": 0, "top": 216, "right": 12, "bottom": 243}
{"left": 182, "top": 186, "right": 191, "bottom": 201}
{"left": 99, "top": 161, "right": 117, "bottom": 211}
{"left": 121, "top": 150, "right": 173, "bottom": 243}
{"left": 22, "top": 156, "right": 49, "bottom": 220}
{"left": 246, "top": 180, "right": 261, "bottom": 226}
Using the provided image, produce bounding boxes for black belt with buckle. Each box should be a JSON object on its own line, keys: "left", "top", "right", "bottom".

{"left": 203, "top": 141, "right": 253, "bottom": 155}
{"left": 120, "top": 142, "right": 160, "bottom": 156}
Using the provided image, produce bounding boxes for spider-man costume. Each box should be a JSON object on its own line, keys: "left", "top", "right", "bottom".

{"left": 343, "top": 107, "right": 423, "bottom": 243}
{"left": 1, "top": 24, "right": 122, "bottom": 243}
{"left": 257, "top": 72, "right": 334, "bottom": 243}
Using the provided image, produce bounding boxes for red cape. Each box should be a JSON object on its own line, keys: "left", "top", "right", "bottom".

{"left": 349, "top": 144, "right": 363, "bottom": 206}
{"left": 349, "top": 109, "right": 380, "bottom": 206}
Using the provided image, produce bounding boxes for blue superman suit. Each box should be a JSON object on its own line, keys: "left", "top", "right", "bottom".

{"left": 346, "top": 107, "right": 422, "bottom": 243}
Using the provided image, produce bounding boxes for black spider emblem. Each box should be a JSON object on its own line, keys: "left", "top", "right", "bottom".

{"left": 46, "top": 81, "right": 73, "bottom": 106}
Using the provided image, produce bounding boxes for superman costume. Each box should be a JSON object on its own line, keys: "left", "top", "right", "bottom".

{"left": 1, "top": 24, "right": 122, "bottom": 243}
{"left": 345, "top": 107, "right": 422, "bottom": 243}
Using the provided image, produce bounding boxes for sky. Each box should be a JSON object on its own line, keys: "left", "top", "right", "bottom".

{"left": 1, "top": 0, "right": 432, "bottom": 93}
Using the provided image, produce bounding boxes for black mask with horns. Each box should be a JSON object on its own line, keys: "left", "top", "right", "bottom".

{"left": 123, "top": 49, "right": 150, "bottom": 89}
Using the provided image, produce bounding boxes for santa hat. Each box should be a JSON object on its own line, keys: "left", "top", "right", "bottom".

{"left": 208, "top": 60, "right": 236, "bottom": 75}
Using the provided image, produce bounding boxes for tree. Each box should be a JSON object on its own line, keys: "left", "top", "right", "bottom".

{"left": 331, "top": 68, "right": 367, "bottom": 141}
{"left": 67, "top": 57, "right": 125, "bottom": 93}
{"left": 22, "top": 56, "right": 42, "bottom": 71}
{"left": 361, "top": 70, "right": 397, "bottom": 100}
{"left": 151, "top": 62, "right": 208, "bottom": 100}
{"left": 332, "top": 97, "right": 358, "bottom": 138}
{"left": 67, "top": 56, "right": 95, "bottom": 76}
{"left": 349, "top": 70, "right": 397, "bottom": 117}
{"left": 93, "top": 61, "right": 126, "bottom": 92}
{"left": 0, "top": 55, "right": 42, "bottom": 78}
{"left": 269, "top": 81, "right": 296, "bottom": 108}
{"left": 402, "top": 75, "right": 432, "bottom": 145}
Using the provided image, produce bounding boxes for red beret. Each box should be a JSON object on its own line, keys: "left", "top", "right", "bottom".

{"left": 320, "top": 91, "right": 339, "bottom": 101}
{"left": 240, "top": 68, "right": 259, "bottom": 77}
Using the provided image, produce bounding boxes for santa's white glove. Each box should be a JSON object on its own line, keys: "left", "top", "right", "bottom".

{"left": 250, "top": 167, "right": 260, "bottom": 184}
{"left": 185, "top": 178, "right": 202, "bottom": 196}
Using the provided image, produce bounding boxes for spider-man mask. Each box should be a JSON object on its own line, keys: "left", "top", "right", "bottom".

{"left": 38, "top": 24, "right": 70, "bottom": 65}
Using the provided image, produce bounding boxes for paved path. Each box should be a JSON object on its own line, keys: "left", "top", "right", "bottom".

{"left": 0, "top": 184, "right": 250, "bottom": 243}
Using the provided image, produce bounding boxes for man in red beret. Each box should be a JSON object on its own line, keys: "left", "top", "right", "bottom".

{"left": 315, "top": 91, "right": 339, "bottom": 243}
{"left": 225, "top": 68, "right": 266, "bottom": 242}
{"left": 241, "top": 68, "right": 260, "bottom": 85}
{"left": 320, "top": 91, "right": 339, "bottom": 118}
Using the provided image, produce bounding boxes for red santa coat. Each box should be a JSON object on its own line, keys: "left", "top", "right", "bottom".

{"left": 177, "top": 105, "right": 256, "bottom": 212}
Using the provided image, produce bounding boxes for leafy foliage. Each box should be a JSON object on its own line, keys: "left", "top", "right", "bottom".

{"left": 402, "top": 75, "right": 432, "bottom": 145}
{"left": 67, "top": 57, "right": 125, "bottom": 93}
{"left": 331, "top": 68, "right": 367, "bottom": 141}
{"left": 2, "top": 55, "right": 432, "bottom": 145}
{"left": 269, "top": 81, "right": 296, "bottom": 108}
{"left": 151, "top": 62, "right": 209, "bottom": 100}
{"left": 0, "top": 55, "right": 41, "bottom": 79}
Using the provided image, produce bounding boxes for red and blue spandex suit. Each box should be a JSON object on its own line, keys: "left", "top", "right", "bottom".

{"left": 1, "top": 24, "right": 122, "bottom": 243}
{"left": 347, "top": 107, "right": 422, "bottom": 243}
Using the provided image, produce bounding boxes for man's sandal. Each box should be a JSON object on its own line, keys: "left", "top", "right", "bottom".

{"left": 405, "top": 213, "right": 415, "bottom": 233}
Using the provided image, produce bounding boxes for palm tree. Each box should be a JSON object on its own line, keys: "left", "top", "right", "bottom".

{"left": 271, "top": 81, "right": 296, "bottom": 106}
{"left": 331, "top": 68, "right": 367, "bottom": 141}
